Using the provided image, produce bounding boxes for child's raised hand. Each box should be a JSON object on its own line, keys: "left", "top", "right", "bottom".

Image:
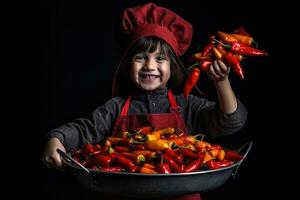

{"left": 43, "top": 137, "right": 66, "bottom": 171}
{"left": 206, "top": 60, "right": 230, "bottom": 82}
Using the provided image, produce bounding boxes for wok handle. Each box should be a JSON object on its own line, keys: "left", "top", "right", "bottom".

{"left": 56, "top": 149, "right": 90, "bottom": 174}
{"left": 232, "top": 141, "right": 253, "bottom": 179}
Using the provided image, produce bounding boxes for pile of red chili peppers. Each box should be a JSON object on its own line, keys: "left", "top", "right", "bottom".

{"left": 184, "top": 26, "right": 268, "bottom": 99}
{"left": 71, "top": 127, "right": 243, "bottom": 173}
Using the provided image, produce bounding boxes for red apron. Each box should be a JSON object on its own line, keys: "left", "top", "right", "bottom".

{"left": 112, "top": 90, "right": 201, "bottom": 200}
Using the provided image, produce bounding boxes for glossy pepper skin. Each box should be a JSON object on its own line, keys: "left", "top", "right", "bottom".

{"left": 224, "top": 150, "right": 243, "bottom": 161}
{"left": 206, "top": 160, "right": 233, "bottom": 170}
{"left": 156, "top": 163, "right": 172, "bottom": 174}
{"left": 217, "top": 31, "right": 238, "bottom": 44}
{"left": 226, "top": 42, "right": 268, "bottom": 56}
{"left": 184, "top": 158, "right": 203, "bottom": 172}
{"left": 184, "top": 67, "right": 200, "bottom": 99}
{"left": 223, "top": 52, "right": 244, "bottom": 80}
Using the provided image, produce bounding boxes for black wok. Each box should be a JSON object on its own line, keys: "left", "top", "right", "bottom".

{"left": 58, "top": 141, "right": 252, "bottom": 198}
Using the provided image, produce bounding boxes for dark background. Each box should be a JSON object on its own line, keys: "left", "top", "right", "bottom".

{"left": 32, "top": 0, "right": 283, "bottom": 199}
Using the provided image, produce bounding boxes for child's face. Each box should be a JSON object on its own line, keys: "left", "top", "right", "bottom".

{"left": 130, "top": 49, "right": 171, "bottom": 91}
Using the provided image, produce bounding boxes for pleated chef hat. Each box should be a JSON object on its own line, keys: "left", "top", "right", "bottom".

{"left": 112, "top": 3, "right": 193, "bottom": 96}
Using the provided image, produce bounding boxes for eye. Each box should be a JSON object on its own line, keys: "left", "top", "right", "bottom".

{"left": 133, "top": 54, "right": 145, "bottom": 62}
{"left": 156, "top": 55, "right": 168, "bottom": 62}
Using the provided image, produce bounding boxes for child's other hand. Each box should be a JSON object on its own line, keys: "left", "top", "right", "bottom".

{"left": 207, "top": 60, "right": 230, "bottom": 82}
{"left": 43, "top": 137, "right": 66, "bottom": 171}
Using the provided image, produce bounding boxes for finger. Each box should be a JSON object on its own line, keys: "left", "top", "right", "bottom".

{"left": 208, "top": 64, "right": 220, "bottom": 80}
{"left": 213, "top": 60, "right": 224, "bottom": 78}
{"left": 43, "top": 157, "right": 53, "bottom": 169}
{"left": 217, "top": 60, "right": 230, "bottom": 74}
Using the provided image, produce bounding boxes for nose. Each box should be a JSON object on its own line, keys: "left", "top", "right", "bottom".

{"left": 143, "top": 58, "right": 156, "bottom": 71}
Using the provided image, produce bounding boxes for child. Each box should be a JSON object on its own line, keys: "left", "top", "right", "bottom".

{"left": 43, "top": 2, "right": 247, "bottom": 200}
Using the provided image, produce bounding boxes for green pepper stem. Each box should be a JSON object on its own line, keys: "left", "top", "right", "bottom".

{"left": 187, "top": 62, "right": 200, "bottom": 71}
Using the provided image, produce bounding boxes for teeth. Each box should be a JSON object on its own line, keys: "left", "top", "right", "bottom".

{"left": 141, "top": 75, "right": 158, "bottom": 80}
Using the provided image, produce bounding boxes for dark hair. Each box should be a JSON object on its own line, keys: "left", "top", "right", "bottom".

{"left": 114, "top": 36, "right": 185, "bottom": 97}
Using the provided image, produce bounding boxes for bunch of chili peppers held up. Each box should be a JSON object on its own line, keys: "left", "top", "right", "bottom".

{"left": 184, "top": 27, "right": 268, "bottom": 99}
{"left": 71, "top": 127, "right": 243, "bottom": 173}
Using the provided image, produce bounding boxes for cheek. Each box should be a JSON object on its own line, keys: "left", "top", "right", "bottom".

{"left": 129, "top": 64, "right": 138, "bottom": 81}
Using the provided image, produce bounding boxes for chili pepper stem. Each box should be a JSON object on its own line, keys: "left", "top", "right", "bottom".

{"left": 212, "top": 39, "right": 229, "bottom": 48}
{"left": 187, "top": 63, "right": 200, "bottom": 71}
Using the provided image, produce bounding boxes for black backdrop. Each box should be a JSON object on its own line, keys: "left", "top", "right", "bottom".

{"left": 32, "top": 0, "right": 280, "bottom": 199}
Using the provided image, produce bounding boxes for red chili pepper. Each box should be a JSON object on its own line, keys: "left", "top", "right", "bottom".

{"left": 176, "top": 148, "right": 198, "bottom": 159}
{"left": 156, "top": 163, "right": 172, "bottom": 174}
{"left": 224, "top": 150, "right": 243, "bottom": 161}
{"left": 184, "top": 67, "right": 200, "bottom": 99}
{"left": 83, "top": 143, "right": 97, "bottom": 153}
{"left": 136, "top": 126, "right": 153, "bottom": 135}
{"left": 202, "top": 43, "right": 214, "bottom": 56}
{"left": 163, "top": 154, "right": 183, "bottom": 173}
{"left": 184, "top": 158, "right": 203, "bottom": 172}
{"left": 100, "top": 166, "right": 124, "bottom": 172}
{"left": 206, "top": 160, "right": 233, "bottom": 170}
{"left": 114, "top": 146, "right": 130, "bottom": 152}
{"left": 225, "top": 42, "right": 268, "bottom": 56}
{"left": 164, "top": 148, "right": 183, "bottom": 164}
{"left": 223, "top": 52, "right": 244, "bottom": 80}
{"left": 83, "top": 155, "right": 113, "bottom": 168}
{"left": 199, "top": 59, "right": 212, "bottom": 71}
{"left": 115, "top": 155, "right": 136, "bottom": 172}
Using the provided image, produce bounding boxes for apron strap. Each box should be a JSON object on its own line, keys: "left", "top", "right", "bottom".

{"left": 168, "top": 90, "right": 181, "bottom": 113}
{"left": 120, "top": 90, "right": 180, "bottom": 116}
{"left": 120, "top": 96, "right": 131, "bottom": 116}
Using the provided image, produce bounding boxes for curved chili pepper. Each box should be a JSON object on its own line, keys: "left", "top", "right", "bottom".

{"left": 163, "top": 154, "right": 183, "bottom": 173}
{"left": 224, "top": 150, "right": 243, "bottom": 161}
{"left": 223, "top": 52, "right": 244, "bottom": 80}
{"left": 202, "top": 43, "right": 214, "bottom": 56}
{"left": 83, "top": 155, "right": 113, "bottom": 168}
{"left": 225, "top": 42, "right": 268, "bottom": 56}
{"left": 100, "top": 166, "right": 124, "bottom": 172}
{"left": 115, "top": 155, "right": 136, "bottom": 172}
{"left": 217, "top": 31, "right": 238, "bottom": 44}
{"left": 164, "top": 148, "right": 183, "bottom": 164}
{"left": 212, "top": 47, "right": 223, "bottom": 60}
{"left": 114, "top": 146, "right": 130, "bottom": 152}
{"left": 231, "top": 33, "right": 254, "bottom": 46}
{"left": 176, "top": 148, "right": 198, "bottom": 159}
{"left": 156, "top": 163, "right": 172, "bottom": 174}
{"left": 184, "top": 158, "right": 203, "bottom": 172}
{"left": 184, "top": 67, "right": 200, "bottom": 99}
{"left": 206, "top": 160, "right": 233, "bottom": 170}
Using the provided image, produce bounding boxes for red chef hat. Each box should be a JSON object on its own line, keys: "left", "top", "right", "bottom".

{"left": 122, "top": 2, "right": 193, "bottom": 56}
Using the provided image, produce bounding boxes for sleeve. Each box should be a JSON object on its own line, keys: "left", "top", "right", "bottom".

{"left": 187, "top": 95, "right": 248, "bottom": 139}
{"left": 45, "top": 97, "right": 124, "bottom": 151}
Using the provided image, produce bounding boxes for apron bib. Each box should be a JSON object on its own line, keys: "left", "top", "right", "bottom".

{"left": 112, "top": 90, "right": 201, "bottom": 200}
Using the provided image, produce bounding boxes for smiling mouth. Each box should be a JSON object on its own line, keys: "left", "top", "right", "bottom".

{"left": 139, "top": 74, "right": 160, "bottom": 80}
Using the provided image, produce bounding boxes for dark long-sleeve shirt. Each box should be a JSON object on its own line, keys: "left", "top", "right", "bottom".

{"left": 47, "top": 87, "right": 247, "bottom": 152}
